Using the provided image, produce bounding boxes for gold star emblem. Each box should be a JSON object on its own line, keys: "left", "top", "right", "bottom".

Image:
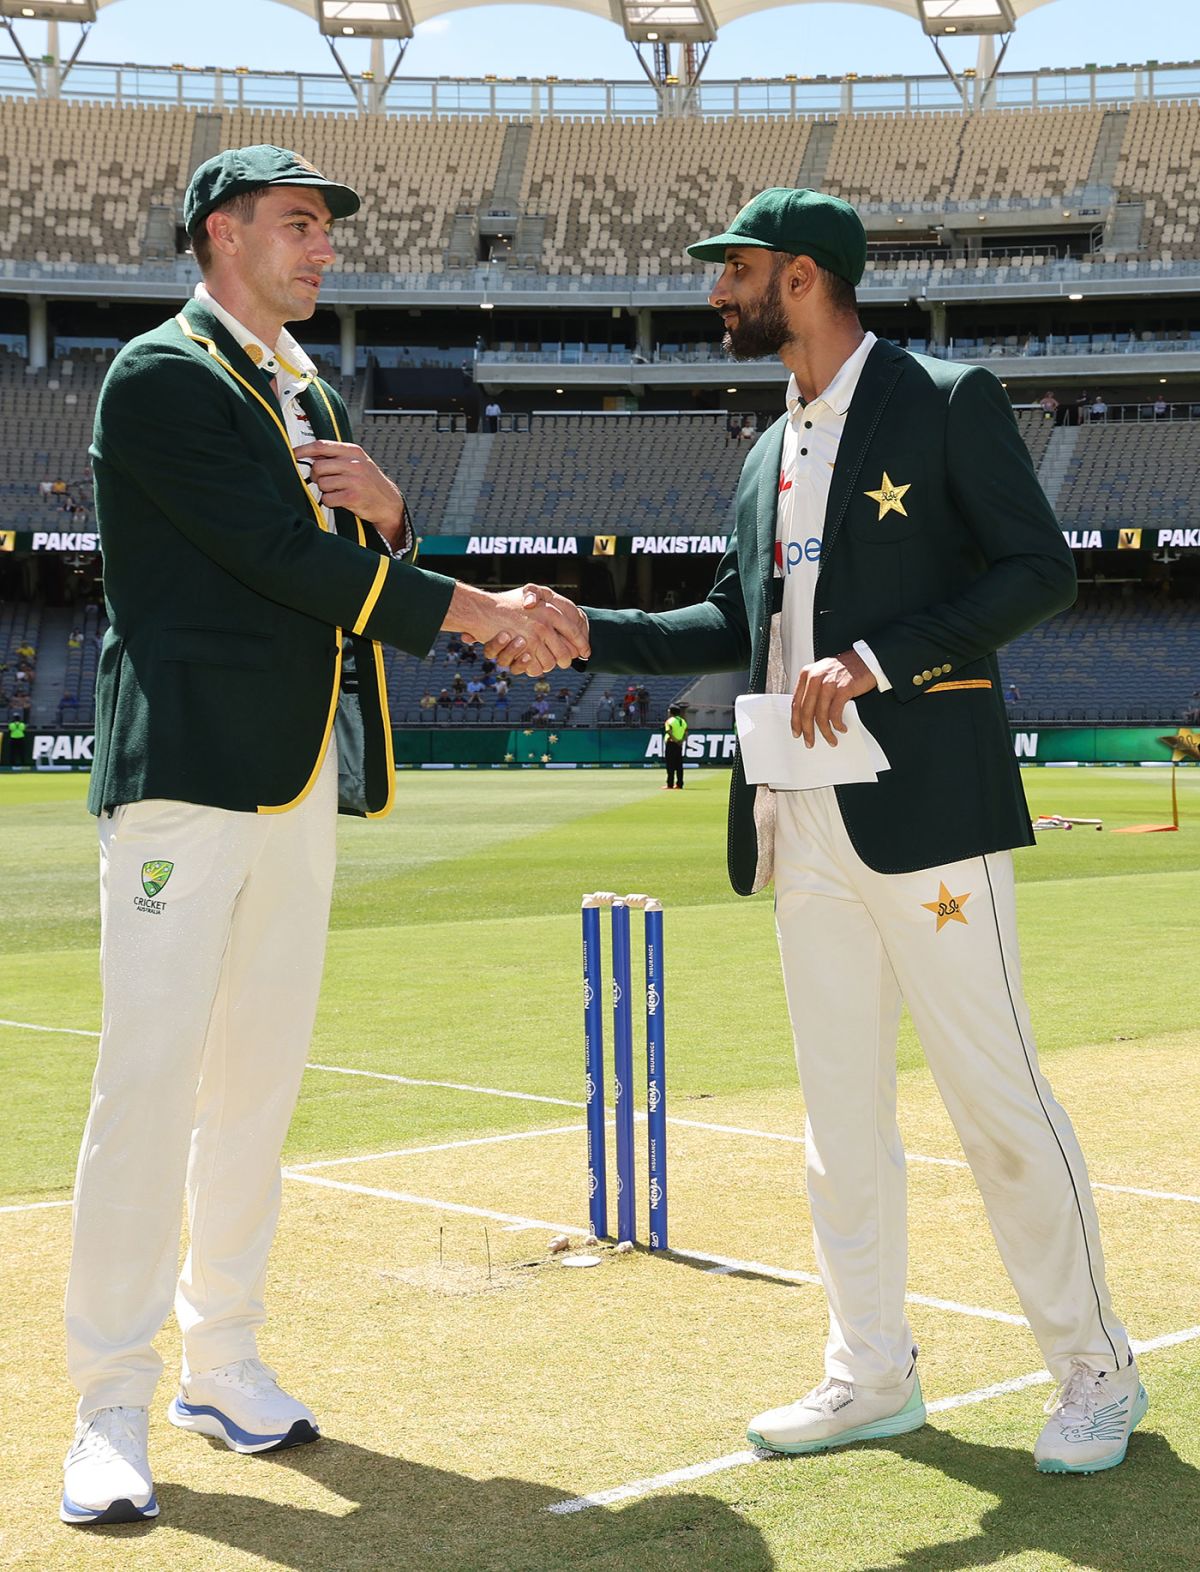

{"left": 922, "top": 881, "right": 971, "bottom": 932}
{"left": 864, "top": 472, "right": 911, "bottom": 521}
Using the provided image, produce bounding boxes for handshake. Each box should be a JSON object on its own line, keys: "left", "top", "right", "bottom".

{"left": 451, "top": 582, "right": 590, "bottom": 676}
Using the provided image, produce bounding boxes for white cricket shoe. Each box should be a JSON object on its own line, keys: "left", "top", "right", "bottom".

{"left": 167, "top": 1358, "right": 319, "bottom": 1454}
{"left": 1035, "top": 1355, "right": 1147, "bottom": 1474}
{"left": 61, "top": 1405, "right": 158, "bottom": 1526}
{"left": 748, "top": 1350, "right": 925, "bottom": 1455}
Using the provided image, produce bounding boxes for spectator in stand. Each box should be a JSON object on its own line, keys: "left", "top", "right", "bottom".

{"left": 418, "top": 691, "right": 436, "bottom": 713}
{"left": 1038, "top": 391, "right": 1058, "bottom": 421}
{"left": 556, "top": 684, "right": 573, "bottom": 721}
{"left": 436, "top": 687, "right": 453, "bottom": 710}
{"left": 1153, "top": 394, "right": 1169, "bottom": 419}
{"left": 1072, "top": 389, "right": 1089, "bottom": 426}
{"left": 637, "top": 684, "right": 651, "bottom": 724}
{"left": 727, "top": 412, "right": 743, "bottom": 444}
{"left": 534, "top": 676, "right": 551, "bottom": 699}
{"left": 1004, "top": 681, "right": 1022, "bottom": 704}
{"left": 596, "top": 689, "right": 614, "bottom": 722}
{"left": 467, "top": 690, "right": 483, "bottom": 712}
{"left": 481, "top": 656, "right": 497, "bottom": 679}
{"left": 739, "top": 417, "right": 758, "bottom": 444}
{"left": 494, "top": 679, "right": 509, "bottom": 714}
{"left": 452, "top": 671, "right": 466, "bottom": 698}
{"left": 16, "top": 640, "right": 35, "bottom": 665}
{"left": 68, "top": 627, "right": 83, "bottom": 651}
{"left": 466, "top": 678, "right": 484, "bottom": 699}
{"left": 445, "top": 634, "right": 463, "bottom": 663}
{"left": 533, "top": 696, "right": 551, "bottom": 720}
{"left": 1090, "top": 394, "right": 1108, "bottom": 423}
{"left": 484, "top": 399, "right": 501, "bottom": 434}
{"left": 459, "top": 642, "right": 477, "bottom": 667}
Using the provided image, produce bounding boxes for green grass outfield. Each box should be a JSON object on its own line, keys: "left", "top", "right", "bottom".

{"left": 1, "top": 767, "right": 1198, "bottom": 1571}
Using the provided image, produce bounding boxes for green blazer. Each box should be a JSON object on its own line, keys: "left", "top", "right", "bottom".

{"left": 88, "top": 297, "right": 457, "bottom": 819}
{"left": 584, "top": 339, "right": 1076, "bottom": 892}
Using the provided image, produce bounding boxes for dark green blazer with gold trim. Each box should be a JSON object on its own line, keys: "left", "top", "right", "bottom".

{"left": 583, "top": 339, "right": 1077, "bottom": 892}
{"left": 87, "top": 296, "right": 457, "bottom": 819}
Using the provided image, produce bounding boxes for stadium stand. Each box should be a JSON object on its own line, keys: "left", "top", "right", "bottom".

{"left": 1114, "top": 102, "right": 1200, "bottom": 261}
{"left": 0, "top": 100, "right": 192, "bottom": 265}
{"left": 520, "top": 116, "right": 814, "bottom": 276}
{"left": 221, "top": 109, "right": 508, "bottom": 274}
{"left": 1054, "top": 422, "right": 1200, "bottom": 529}
{"left": 474, "top": 414, "right": 743, "bottom": 536}
{"left": 1000, "top": 594, "right": 1200, "bottom": 723}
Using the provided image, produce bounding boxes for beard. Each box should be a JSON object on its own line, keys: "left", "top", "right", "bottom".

{"left": 722, "top": 279, "right": 793, "bottom": 360}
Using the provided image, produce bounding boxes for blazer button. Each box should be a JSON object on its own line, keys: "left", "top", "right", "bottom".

{"left": 943, "top": 663, "right": 953, "bottom": 674}
{"left": 913, "top": 674, "right": 924, "bottom": 686}
{"left": 922, "top": 669, "right": 933, "bottom": 681}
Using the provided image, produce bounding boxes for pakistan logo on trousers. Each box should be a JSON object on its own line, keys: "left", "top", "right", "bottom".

{"left": 141, "top": 861, "right": 174, "bottom": 898}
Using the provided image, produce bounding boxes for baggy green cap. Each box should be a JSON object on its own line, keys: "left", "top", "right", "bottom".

{"left": 686, "top": 187, "right": 867, "bottom": 285}
{"left": 184, "top": 144, "right": 361, "bottom": 234}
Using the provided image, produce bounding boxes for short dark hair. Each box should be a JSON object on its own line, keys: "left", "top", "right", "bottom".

{"left": 772, "top": 252, "right": 859, "bottom": 317}
{"left": 189, "top": 186, "right": 268, "bottom": 271}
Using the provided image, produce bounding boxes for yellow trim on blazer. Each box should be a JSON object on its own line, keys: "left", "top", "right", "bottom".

{"left": 308, "top": 374, "right": 397, "bottom": 820}
{"left": 174, "top": 313, "right": 343, "bottom": 817}
{"left": 925, "top": 679, "right": 993, "bottom": 693}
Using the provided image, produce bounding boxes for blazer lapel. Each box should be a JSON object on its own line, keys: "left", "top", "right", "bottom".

{"left": 754, "top": 417, "right": 786, "bottom": 580}
{"left": 819, "top": 338, "right": 907, "bottom": 571}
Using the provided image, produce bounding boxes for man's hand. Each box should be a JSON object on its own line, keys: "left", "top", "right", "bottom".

{"left": 475, "top": 584, "right": 590, "bottom": 675}
{"left": 448, "top": 584, "right": 589, "bottom": 675}
{"left": 293, "top": 440, "right": 407, "bottom": 548}
{"left": 792, "top": 648, "right": 877, "bottom": 747}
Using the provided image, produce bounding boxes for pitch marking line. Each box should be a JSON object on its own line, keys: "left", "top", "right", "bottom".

{"left": 5, "top": 1020, "right": 1199, "bottom": 1208}
{"left": 546, "top": 1324, "right": 1200, "bottom": 1515}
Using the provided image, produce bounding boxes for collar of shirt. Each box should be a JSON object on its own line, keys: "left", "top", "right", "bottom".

{"left": 194, "top": 282, "right": 317, "bottom": 406}
{"left": 784, "top": 330, "right": 878, "bottom": 423}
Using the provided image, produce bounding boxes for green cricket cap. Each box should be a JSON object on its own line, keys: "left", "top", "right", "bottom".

{"left": 184, "top": 144, "right": 361, "bottom": 233}
{"left": 686, "top": 187, "right": 867, "bottom": 285}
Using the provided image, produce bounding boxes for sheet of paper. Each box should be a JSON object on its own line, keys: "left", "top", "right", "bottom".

{"left": 733, "top": 694, "right": 890, "bottom": 790}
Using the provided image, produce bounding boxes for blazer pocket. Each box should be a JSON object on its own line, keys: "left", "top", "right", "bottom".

{"left": 160, "top": 626, "right": 275, "bottom": 672}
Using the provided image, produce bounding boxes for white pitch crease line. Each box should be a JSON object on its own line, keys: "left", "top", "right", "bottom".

{"left": 0, "top": 1198, "right": 72, "bottom": 1214}
{"left": 287, "top": 1123, "right": 587, "bottom": 1172}
{"left": 548, "top": 1323, "right": 1200, "bottom": 1515}
{"left": 0, "top": 1018, "right": 99, "bottom": 1038}
{"left": 304, "top": 1062, "right": 585, "bottom": 1109}
{"left": 6, "top": 1021, "right": 1200, "bottom": 1206}
{"left": 282, "top": 1170, "right": 588, "bottom": 1235}
{"left": 672, "top": 1248, "right": 1025, "bottom": 1326}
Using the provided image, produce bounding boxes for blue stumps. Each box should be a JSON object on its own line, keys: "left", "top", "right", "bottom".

{"left": 610, "top": 898, "right": 636, "bottom": 1245}
{"left": 581, "top": 898, "right": 607, "bottom": 1242}
{"left": 643, "top": 901, "right": 668, "bottom": 1252}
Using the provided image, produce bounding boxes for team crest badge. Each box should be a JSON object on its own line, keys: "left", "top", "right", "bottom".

{"left": 865, "top": 472, "right": 912, "bottom": 521}
{"left": 922, "top": 881, "right": 970, "bottom": 932}
{"left": 141, "top": 860, "right": 174, "bottom": 898}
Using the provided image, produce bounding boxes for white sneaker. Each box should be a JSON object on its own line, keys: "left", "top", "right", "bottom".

{"left": 167, "top": 1358, "right": 319, "bottom": 1455}
{"left": 748, "top": 1349, "right": 925, "bottom": 1455}
{"left": 1035, "top": 1355, "right": 1147, "bottom": 1474}
{"left": 61, "top": 1406, "right": 158, "bottom": 1526}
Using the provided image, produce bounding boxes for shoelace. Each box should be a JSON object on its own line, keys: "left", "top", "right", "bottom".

{"left": 69, "top": 1406, "right": 144, "bottom": 1464}
{"left": 206, "top": 1358, "right": 281, "bottom": 1398}
{"left": 1045, "top": 1359, "right": 1105, "bottom": 1423}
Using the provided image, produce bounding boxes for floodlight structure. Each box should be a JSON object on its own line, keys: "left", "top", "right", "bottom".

{"left": 916, "top": 0, "right": 1018, "bottom": 103}
{"left": 314, "top": 1, "right": 414, "bottom": 109}
{"left": 916, "top": 0, "right": 1016, "bottom": 34}
{"left": 0, "top": 0, "right": 96, "bottom": 91}
{"left": 614, "top": 0, "right": 716, "bottom": 92}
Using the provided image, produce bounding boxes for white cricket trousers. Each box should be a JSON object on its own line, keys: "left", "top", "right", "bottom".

{"left": 66, "top": 743, "right": 338, "bottom": 1419}
{"left": 773, "top": 785, "right": 1128, "bottom": 1390}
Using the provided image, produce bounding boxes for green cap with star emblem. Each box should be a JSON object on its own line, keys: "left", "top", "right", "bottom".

{"left": 686, "top": 187, "right": 867, "bottom": 285}
{"left": 184, "top": 144, "right": 361, "bottom": 234}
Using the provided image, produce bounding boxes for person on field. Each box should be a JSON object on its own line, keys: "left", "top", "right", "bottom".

{"left": 663, "top": 704, "right": 688, "bottom": 789}
{"left": 497, "top": 187, "right": 1141, "bottom": 1477}
{"left": 61, "top": 143, "right": 587, "bottom": 1529}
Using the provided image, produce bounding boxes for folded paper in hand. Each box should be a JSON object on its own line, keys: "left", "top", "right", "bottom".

{"left": 733, "top": 694, "right": 890, "bottom": 790}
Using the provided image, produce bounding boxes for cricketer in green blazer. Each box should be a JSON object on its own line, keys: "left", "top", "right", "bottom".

{"left": 88, "top": 295, "right": 458, "bottom": 820}
{"left": 583, "top": 339, "right": 1076, "bottom": 891}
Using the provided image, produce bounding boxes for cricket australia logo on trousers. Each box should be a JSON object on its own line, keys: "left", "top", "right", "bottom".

{"left": 922, "top": 881, "right": 971, "bottom": 932}
{"left": 134, "top": 860, "right": 174, "bottom": 916}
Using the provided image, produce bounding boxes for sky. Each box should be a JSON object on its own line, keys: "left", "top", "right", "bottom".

{"left": 7, "top": 0, "right": 1197, "bottom": 83}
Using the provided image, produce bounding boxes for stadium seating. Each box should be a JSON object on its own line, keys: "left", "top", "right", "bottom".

{"left": 474, "top": 414, "right": 743, "bottom": 535}
{"left": 1001, "top": 595, "right": 1200, "bottom": 722}
{"left": 1114, "top": 103, "right": 1200, "bottom": 260}
{"left": 358, "top": 414, "right": 466, "bottom": 532}
{"left": 520, "top": 116, "right": 815, "bottom": 276}
{"left": 1055, "top": 423, "right": 1200, "bottom": 529}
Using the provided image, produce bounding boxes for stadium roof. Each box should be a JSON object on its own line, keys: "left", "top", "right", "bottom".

{"left": 5, "top": 0, "right": 1059, "bottom": 43}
